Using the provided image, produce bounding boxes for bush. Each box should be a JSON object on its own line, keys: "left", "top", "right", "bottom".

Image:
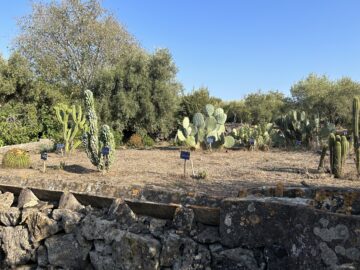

{"left": 142, "top": 134, "right": 155, "bottom": 147}
{"left": 113, "top": 131, "right": 124, "bottom": 148}
{"left": 127, "top": 133, "right": 143, "bottom": 148}
{"left": 2, "top": 148, "right": 31, "bottom": 168}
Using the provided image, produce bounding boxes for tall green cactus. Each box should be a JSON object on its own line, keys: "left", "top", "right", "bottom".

{"left": 83, "top": 90, "right": 115, "bottom": 172}
{"left": 54, "top": 103, "right": 87, "bottom": 153}
{"left": 353, "top": 97, "right": 360, "bottom": 174}
{"left": 328, "top": 133, "right": 348, "bottom": 178}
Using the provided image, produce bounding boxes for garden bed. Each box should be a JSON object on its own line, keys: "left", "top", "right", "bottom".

{"left": 0, "top": 148, "right": 359, "bottom": 198}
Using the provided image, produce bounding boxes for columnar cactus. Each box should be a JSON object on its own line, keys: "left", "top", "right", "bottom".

{"left": 83, "top": 90, "right": 115, "bottom": 172}
{"left": 328, "top": 133, "right": 348, "bottom": 178}
{"left": 353, "top": 97, "right": 360, "bottom": 174}
{"left": 55, "top": 103, "right": 87, "bottom": 153}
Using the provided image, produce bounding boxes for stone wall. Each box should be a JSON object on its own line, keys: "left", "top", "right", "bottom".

{"left": 0, "top": 186, "right": 359, "bottom": 269}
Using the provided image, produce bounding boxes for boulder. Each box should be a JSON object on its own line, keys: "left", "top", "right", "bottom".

{"left": 211, "top": 247, "right": 264, "bottom": 270}
{"left": 0, "top": 192, "right": 14, "bottom": 209}
{"left": 90, "top": 251, "right": 116, "bottom": 270}
{"left": 112, "top": 232, "right": 161, "bottom": 270}
{"left": 160, "top": 232, "right": 211, "bottom": 269}
{"left": 45, "top": 233, "right": 91, "bottom": 269}
{"left": 0, "top": 207, "right": 20, "bottom": 226}
{"left": 0, "top": 226, "right": 37, "bottom": 266}
{"left": 52, "top": 208, "right": 84, "bottom": 233}
{"left": 149, "top": 218, "right": 168, "bottom": 238}
{"left": 58, "top": 192, "right": 85, "bottom": 212}
{"left": 81, "top": 214, "right": 116, "bottom": 240}
{"left": 107, "top": 198, "right": 137, "bottom": 226}
{"left": 36, "top": 245, "right": 48, "bottom": 267}
{"left": 24, "top": 211, "right": 60, "bottom": 242}
{"left": 172, "top": 206, "right": 195, "bottom": 233}
{"left": 17, "top": 189, "right": 39, "bottom": 209}
{"left": 193, "top": 225, "right": 220, "bottom": 244}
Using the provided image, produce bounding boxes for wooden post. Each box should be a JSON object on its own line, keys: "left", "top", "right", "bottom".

{"left": 190, "top": 159, "right": 195, "bottom": 177}
{"left": 183, "top": 159, "right": 187, "bottom": 177}
{"left": 43, "top": 161, "right": 46, "bottom": 173}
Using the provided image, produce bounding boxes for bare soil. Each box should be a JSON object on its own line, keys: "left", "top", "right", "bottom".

{"left": 0, "top": 148, "right": 359, "bottom": 197}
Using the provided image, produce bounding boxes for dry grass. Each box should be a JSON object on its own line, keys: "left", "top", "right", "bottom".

{"left": 0, "top": 148, "right": 359, "bottom": 197}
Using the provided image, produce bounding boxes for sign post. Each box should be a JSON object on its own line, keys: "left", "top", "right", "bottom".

{"left": 180, "top": 151, "right": 190, "bottom": 177}
{"left": 56, "top": 143, "right": 65, "bottom": 156}
{"left": 101, "top": 146, "right": 110, "bottom": 175}
{"left": 207, "top": 136, "right": 215, "bottom": 151}
{"left": 41, "top": 152, "right": 48, "bottom": 173}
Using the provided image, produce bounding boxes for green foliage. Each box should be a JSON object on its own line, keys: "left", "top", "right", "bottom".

{"left": 83, "top": 90, "right": 115, "bottom": 172}
{"left": 92, "top": 49, "right": 181, "bottom": 138}
{"left": 2, "top": 148, "right": 30, "bottom": 169}
{"left": 177, "top": 104, "right": 235, "bottom": 149}
{"left": 127, "top": 134, "right": 143, "bottom": 148}
{"left": 274, "top": 110, "right": 319, "bottom": 147}
{"left": 232, "top": 123, "right": 273, "bottom": 150}
{"left": 142, "top": 134, "right": 155, "bottom": 148}
{"left": 54, "top": 103, "right": 87, "bottom": 153}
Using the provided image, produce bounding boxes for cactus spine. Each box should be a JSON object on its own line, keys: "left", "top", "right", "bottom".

{"left": 83, "top": 90, "right": 115, "bottom": 172}
{"left": 353, "top": 97, "right": 360, "bottom": 174}
{"left": 55, "top": 104, "right": 87, "bottom": 153}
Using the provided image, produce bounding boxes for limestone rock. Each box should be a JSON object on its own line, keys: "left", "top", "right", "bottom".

{"left": 149, "top": 218, "right": 168, "bottom": 238}
{"left": 90, "top": 251, "right": 116, "bottom": 270}
{"left": 45, "top": 233, "right": 91, "bottom": 269}
{"left": 17, "top": 189, "right": 39, "bottom": 209}
{"left": 58, "top": 192, "right": 85, "bottom": 212}
{"left": 52, "top": 208, "right": 84, "bottom": 233}
{"left": 36, "top": 245, "right": 48, "bottom": 267}
{"left": 194, "top": 225, "right": 220, "bottom": 244}
{"left": 212, "top": 247, "right": 263, "bottom": 270}
{"left": 160, "top": 232, "right": 211, "bottom": 269}
{"left": 172, "top": 206, "right": 195, "bottom": 233}
{"left": 0, "top": 226, "right": 37, "bottom": 266}
{"left": 107, "top": 198, "right": 137, "bottom": 226}
{"left": 81, "top": 214, "right": 116, "bottom": 240}
{"left": 112, "top": 232, "right": 161, "bottom": 270}
{"left": 0, "top": 192, "right": 14, "bottom": 209}
{"left": 25, "top": 211, "right": 60, "bottom": 242}
{"left": 0, "top": 207, "right": 20, "bottom": 226}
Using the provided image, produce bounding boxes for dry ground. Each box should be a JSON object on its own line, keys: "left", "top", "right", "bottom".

{"left": 0, "top": 148, "right": 360, "bottom": 197}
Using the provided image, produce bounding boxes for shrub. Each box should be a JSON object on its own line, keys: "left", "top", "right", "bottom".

{"left": 113, "top": 131, "right": 124, "bottom": 148}
{"left": 2, "top": 148, "right": 31, "bottom": 168}
{"left": 142, "top": 134, "right": 155, "bottom": 148}
{"left": 127, "top": 133, "right": 143, "bottom": 148}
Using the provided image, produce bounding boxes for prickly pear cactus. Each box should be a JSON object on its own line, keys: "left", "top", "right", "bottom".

{"left": 83, "top": 90, "right": 115, "bottom": 172}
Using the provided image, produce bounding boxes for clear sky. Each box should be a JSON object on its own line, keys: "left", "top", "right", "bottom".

{"left": 1, "top": 1, "right": 360, "bottom": 100}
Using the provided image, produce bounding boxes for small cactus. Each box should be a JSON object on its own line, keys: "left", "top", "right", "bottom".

{"left": 328, "top": 133, "right": 348, "bottom": 178}
{"left": 2, "top": 148, "right": 30, "bottom": 169}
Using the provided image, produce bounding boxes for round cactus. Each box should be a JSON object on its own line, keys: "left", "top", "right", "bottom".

{"left": 2, "top": 148, "right": 30, "bottom": 169}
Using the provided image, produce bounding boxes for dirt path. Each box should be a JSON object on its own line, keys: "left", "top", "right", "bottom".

{"left": 0, "top": 148, "right": 359, "bottom": 197}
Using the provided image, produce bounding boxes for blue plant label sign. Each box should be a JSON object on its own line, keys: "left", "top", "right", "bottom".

{"left": 56, "top": 143, "right": 65, "bottom": 150}
{"left": 249, "top": 138, "right": 255, "bottom": 145}
{"left": 207, "top": 137, "right": 215, "bottom": 145}
{"left": 102, "top": 146, "right": 110, "bottom": 156}
{"left": 180, "top": 151, "right": 190, "bottom": 160}
{"left": 41, "top": 152, "right": 48, "bottom": 161}
{"left": 295, "top": 140, "right": 302, "bottom": 146}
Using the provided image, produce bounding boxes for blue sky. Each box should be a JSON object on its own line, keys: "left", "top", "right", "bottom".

{"left": 1, "top": 1, "right": 360, "bottom": 100}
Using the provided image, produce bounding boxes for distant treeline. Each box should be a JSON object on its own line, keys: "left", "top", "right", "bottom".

{"left": 0, "top": 0, "right": 359, "bottom": 146}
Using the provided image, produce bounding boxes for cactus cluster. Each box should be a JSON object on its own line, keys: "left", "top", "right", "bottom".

{"left": 353, "top": 97, "right": 360, "bottom": 174}
{"left": 328, "top": 133, "right": 349, "bottom": 178}
{"left": 2, "top": 148, "right": 30, "bottom": 169}
{"left": 232, "top": 123, "right": 272, "bottom": 150}
{"left": 82, "top": 90, "right": 115, "bottom": 172}
{"left": 177, "top": 104, "right": 235, "bottom": 149}
{"left": 54, "top": 103, "right": 87, "bottom": 154}
{"left": 274, "top": 110, "right": 319, "bottom": 146}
